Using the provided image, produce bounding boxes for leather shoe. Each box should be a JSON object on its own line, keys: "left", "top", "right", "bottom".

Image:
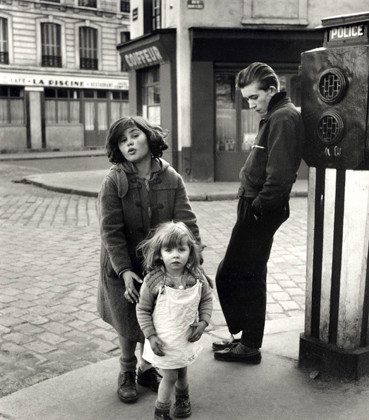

{"left": 212, "top": 338, "right": 240, "bottom": 351}
{"left": 214, "top": 343, "right": 261, "bottom": 364}
{"left": 117, "top": 371, "right": 138, "bottom": 403}
{"left": 137, "top": 366, "right": 162, "bottom": 392}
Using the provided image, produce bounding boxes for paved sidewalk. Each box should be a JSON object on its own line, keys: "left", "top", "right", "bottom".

{"left": 2, "top": 316, "right": 369, "bottom": 420}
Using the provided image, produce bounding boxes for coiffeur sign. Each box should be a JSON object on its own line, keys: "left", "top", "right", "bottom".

{"left": 123, "top": 44, "right": 166, "bottom": 70}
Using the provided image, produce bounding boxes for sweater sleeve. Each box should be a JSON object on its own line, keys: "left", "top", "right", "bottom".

{"left": 136, "top": 280, "right": 157, "bottom": 339}
{"left": 198, "top": 277, "right": 213, "bottom": 325}
{"left": 98, "top": 174, "right": 133, "bottom": 275}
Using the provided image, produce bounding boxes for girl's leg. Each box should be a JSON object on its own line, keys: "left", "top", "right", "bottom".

{"left": 174, "top": 367, "right": 192, "bottom": 417}
{"left": 137, "top": 341, "right": 162, "bottom": 392}
{"left": 117, "top": 334, "right": 138, "bottom": 403}
{"left": 154, "top": 369, "right": 178, "bottom": 419}
{"left": 176, "top": 367, "right": 188, "bottom": 393}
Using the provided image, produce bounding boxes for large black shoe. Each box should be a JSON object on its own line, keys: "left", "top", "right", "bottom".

{"left": 212, "top": 338, "right": 241, "bottom": 351}
{"left": 137, "top": 367, "right": 162, "bottom": 392}
{"left": 173, "top": 394, "right": 192, "bottom": 418}
{"left": 117, "top": 371, "right": 138, "bottom": 403}
{"left": 214, "top": 344, "right": 261, "bottom": 364}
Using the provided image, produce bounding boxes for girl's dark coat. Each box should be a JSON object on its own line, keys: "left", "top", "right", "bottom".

{"left": 97, "top": 158, "right": 200, "bottom": 342}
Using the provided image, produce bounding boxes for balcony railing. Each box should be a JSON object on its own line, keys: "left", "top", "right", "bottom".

{"left": 79, "top": 0, "right": 97, "bottom": 7}
{"left": 42, "top": 55, "right": 62, "bottom": 67}
{"left": 80, "top": 57, "right": 98, "bottom": 70}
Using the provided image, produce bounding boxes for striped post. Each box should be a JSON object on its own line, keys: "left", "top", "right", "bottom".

{"left": 299, "top": 167, "right": 369, "bottom": 378}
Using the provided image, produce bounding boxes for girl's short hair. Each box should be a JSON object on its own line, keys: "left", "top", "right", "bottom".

{"left": 105, "top": 116, "right": 169, "bottom": 164}
{"left": 236, "top": 62, "right": 280, "bottom": 91}
{"left": 138, "top": 221, "right": 201, "bottom": 272}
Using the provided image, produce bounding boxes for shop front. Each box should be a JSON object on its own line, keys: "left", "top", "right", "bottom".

{"left": 190, "top": 28, "right": 324, "bottom": 181}
{"left": 0, "top": 71, "right": 128, "bottom": 151}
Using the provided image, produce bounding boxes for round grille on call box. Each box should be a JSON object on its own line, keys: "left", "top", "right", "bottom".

{"left": 317, "top": 111, "right": 344, "bottom": 145}
{"left": 318, "top": 69, "right": 347, "bottom": 104}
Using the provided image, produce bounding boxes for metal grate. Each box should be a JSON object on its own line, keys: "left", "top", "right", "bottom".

{"left": 318, "top": 69, "right": 347, "bottom": 104}
{"left": 317, "top": 112, "right": 344, "bottom": 145}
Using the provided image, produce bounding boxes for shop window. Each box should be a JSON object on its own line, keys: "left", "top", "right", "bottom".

{"left": 215, "top": 73, "right": 238, "bottom": 152}
{"left": 0, "top": 86, "right": 24, "bottom": 124}
{"left": 41, "top": 23, "right": 62, "bottom": 67}
{"left": 111, "top": 90, "right": 129, "bottom": 123}
{"left": 0, "top": 17, "right": 9, "bottom": 65}
{"left": 79, "top": 0, "right": 97, "bottom": 7}
{"left": 79, "top": 27, "right": 98, "bottom": 70}
{"left": 152, "top": 0, "right": 161, "bottom": 31}
{"left": 44, "top": 88, "right": 80, "bottom": 124}
{"left": 121, "top": 0, "right": 130, "bottom": 13}
{"left": 141, "top": 66, "right": 160, "bottom": 125}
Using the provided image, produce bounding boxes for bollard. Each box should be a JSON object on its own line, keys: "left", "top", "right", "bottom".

{"left": 299, "top": 11, "right": 369, "bottom": 379}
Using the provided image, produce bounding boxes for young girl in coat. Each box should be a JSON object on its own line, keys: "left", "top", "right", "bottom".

{"left": 97, "top": 116, "right": 202, "bottom": 404}
{"left": 136, "top": 221, "right": 213, "bottom": 420}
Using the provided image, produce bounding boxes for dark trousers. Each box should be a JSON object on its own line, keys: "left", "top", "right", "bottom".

{"left": 216, "top": 197, "right": 289, "bottom": 348}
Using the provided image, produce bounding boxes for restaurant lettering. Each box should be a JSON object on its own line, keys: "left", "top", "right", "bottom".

{"left": 124, "top": 46, "right": 164, "bottom": 69}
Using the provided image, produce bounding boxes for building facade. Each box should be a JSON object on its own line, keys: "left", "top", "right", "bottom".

{"left": 118, "top": 0, "right": 369, "bottom": 182}
{"left": 0, "top": 0, "right": 130, "bottom": 152}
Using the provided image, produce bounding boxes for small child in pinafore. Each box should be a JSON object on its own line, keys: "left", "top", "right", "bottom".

{"left": 136, "top": 222, "right": 213, "bottom": 420}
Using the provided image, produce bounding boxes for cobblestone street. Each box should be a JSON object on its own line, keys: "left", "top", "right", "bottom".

{"left": 0, "top": 163, "right": 307, "bottom": 397}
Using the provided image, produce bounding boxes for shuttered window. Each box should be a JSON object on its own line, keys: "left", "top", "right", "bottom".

{"left": 0, "top": 18, "right": 8, "bottom": 65}
{"left": 79, "top": 27, "right": 98, "bottom": 70}
{"left": 41, "top": 23, "right": 62, "bottom": 67}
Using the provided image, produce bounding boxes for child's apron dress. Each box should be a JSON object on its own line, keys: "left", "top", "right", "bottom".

{"left": 142, "top": 280, "right": 203, "bottom": 369}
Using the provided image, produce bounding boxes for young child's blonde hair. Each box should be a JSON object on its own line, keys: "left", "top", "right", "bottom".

{"left": 138, "top": 221, "right": 201, "bottom": 272}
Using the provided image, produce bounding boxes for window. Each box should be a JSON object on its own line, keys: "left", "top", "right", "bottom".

{"left": 141, "top": 66, "right": 160, "bottom": 125}
{"left": 152, "top": 0, "right": 161, "bottom": 31}
{"left": 41, "top": 23, "right": 61, "bottom": 67}
{"left": 79, "top": 27, "right": 98, "bottom": 70}
{"left": 44, "top": 88, "right": 80, "bottom": 124}
{"left": 0, "top": 17, "right": 9, "bottom": 64}
{"left": 120, "top": 31, "right": 130, "bottom": 71}
{"left": 79, "top": 0, "right": 97, "bottom": 7}
{"left": 111, "top": 90, "right": 129, "bottom": 123}
{"left": 121, "top": 0, "right": 130, "bottom": 13}
{"left": 0, "top": 87, "right": 25, "bottom": 124}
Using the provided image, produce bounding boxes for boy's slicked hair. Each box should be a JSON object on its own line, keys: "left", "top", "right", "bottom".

{"left": 236, "top": 62, "right": 280, "bottom": 91}
{"left": 138, "top": 221, "right": 201, "bottom": 271}
{"left": 105, "top": 116, "right": 169, "bottom": 164}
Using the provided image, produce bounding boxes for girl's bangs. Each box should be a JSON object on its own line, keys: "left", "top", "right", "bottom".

{"left": 161, "top": 230, "right": 188, "bottom": 249}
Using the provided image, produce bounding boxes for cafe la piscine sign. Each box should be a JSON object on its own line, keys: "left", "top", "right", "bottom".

{"left": 0, "top": 72, "right": 129, "bottom": 90}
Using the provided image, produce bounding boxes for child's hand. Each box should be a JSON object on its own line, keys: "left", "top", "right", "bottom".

{"left": 148, "top": 335, "right": 165, "bottom": 356}
{"left": 188, "top": 321, "right": 207, "bottom": 342}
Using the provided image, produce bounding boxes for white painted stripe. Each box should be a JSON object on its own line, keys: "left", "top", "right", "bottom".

{"left": 338, "top": 170, "right": 369, "bottom": 349}
{"left": 305, "top": 167, "right": 316, "bottom": 336}
{"left": 319, "top": 168, "right": 336, "bottom": 343}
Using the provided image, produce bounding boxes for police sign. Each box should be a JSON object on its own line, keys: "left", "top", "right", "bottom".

{"left": 322, "top": 12, "right": 369, "bottom": 47}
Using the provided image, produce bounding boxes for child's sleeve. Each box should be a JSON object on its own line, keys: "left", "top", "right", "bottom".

{"left": 198, "top": 278, "right": 213, "bottom": 326}
{"left": 136, "top": 280, "right": 157, "bottom": 339}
